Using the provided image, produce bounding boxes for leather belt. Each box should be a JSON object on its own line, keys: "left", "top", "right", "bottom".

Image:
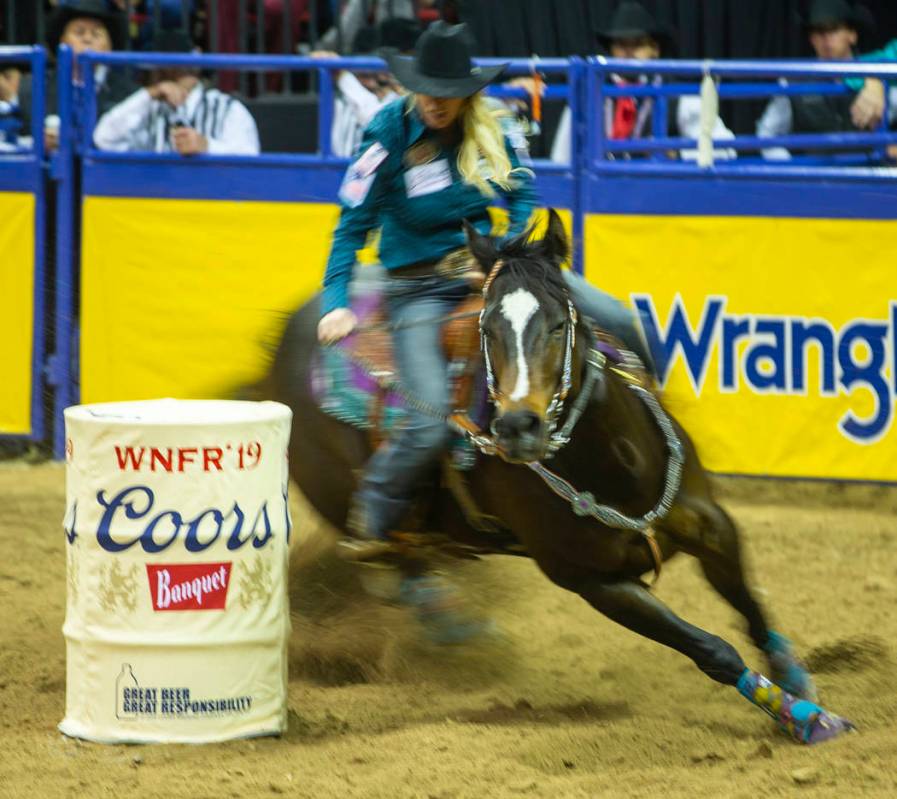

{"left": 388, "top": 247, "right": 476, "bottom": 279}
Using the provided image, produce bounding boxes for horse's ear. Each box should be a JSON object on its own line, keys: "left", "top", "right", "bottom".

{"left": 540, "top": 209, "right": 569, "bottom": 267}
{"left": 463, "top": 219, "right": 498, "bottom": 270}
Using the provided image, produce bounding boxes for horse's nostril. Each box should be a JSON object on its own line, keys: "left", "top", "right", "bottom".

{"left": 520, "top": 412, "right": 541, "bottom": 435}
{"left": 497, "top": 411, "right": 542, "bottom": 439}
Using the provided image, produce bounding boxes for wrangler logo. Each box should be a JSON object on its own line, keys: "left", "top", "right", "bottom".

{"left": 635, "top": 294, "right": 897, "bottom": 444}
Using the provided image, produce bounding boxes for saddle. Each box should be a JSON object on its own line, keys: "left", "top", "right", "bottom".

{"left": 311, "top": 288, "right": 486, "bottom": 457}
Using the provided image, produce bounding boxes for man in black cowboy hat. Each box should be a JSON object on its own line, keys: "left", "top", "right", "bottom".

{"left": 757, "top": 0, "right": 897, "bottom": 159}
{"left": 94, "top": 28, "right": 259, "bottom": 155}
{"left": 8, "top": 0, "right": 135, "bottom": 152}
{"left": 551, "top": 1, "right": 735, "bottom": 163}
{"left": 47, "top": 0, "right": 129, "bottom": 55}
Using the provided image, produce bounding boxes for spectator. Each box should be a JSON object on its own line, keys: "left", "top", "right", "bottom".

{"left": 319, "top": 0, "right": 436, "bottom": 53}
{"left": 551, "top": 1, "right": 735, "bottom": 163}
{"left": 13, "top": 0, "right": 135, "bottom": 152}
{"left": 0, "top": 58, "right": 23, "bottom": 150}
{"left": 313, "top": 17, "right": 420, "bottom": 157}
{"left": 93, "top": 29, "right": 260, "bottom": 155}
{"left": 757, "top": 0, "right": 897, "bottom": 160}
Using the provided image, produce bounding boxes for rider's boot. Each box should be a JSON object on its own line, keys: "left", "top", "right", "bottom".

{"left": 338, "top": 497, "right": 397, "bottom": 562}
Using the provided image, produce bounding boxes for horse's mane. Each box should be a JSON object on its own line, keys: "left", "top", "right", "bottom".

{"left": 492, "top": 226, "right": 570, "bottom": 310}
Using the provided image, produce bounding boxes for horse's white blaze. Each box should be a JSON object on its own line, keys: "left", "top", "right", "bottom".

{"left": 500, "top": 288, "right": 540, "bottom": 401}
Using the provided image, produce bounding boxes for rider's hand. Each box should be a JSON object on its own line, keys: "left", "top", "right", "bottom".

{"left": 318, "top": 308, "right": 358, "bottom": 344}
{"left": 851, "top": 79, "right": 885, "bottom": 130}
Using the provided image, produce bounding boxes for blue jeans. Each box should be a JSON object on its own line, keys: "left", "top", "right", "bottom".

{"left": 355, "top": 271, "right": 653, "bottom": 539}
{"left": 562, "top": 270, "right": 656, "bottom": 374}
{"left": 356, "top": 276, "right": 471, "bottom": 538}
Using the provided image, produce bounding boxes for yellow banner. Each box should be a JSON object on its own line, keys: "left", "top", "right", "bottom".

{"left": 0, "top": 192, "right": 35, "bottom": 434}
{"left": 586, "top": 214, "right": 897, "bottom": 481}
{"left": 80, "top": 198, "right": 560, "bottom": 408}
{"left": 81, "top": 197, "right": 336, "bottom": 403}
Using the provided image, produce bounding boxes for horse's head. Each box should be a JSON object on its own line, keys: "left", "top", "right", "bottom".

{"left": 465, "top": 209, "right": 583, "bottom": 464}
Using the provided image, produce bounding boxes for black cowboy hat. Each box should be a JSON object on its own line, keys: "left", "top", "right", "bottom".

{"left": 47, "top": 0, "right": 128, "bottom": 52}
{"left": 385, "top": 21, "right": 507, "bottom": 99}
{"left": 595, "top": 1, "right": 676, "bottom": 55}
{"left": 803, "top": 0, "right": 875, "bottom": 35}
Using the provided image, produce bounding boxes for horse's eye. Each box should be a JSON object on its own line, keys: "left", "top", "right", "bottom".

{"left": 550, "top": 322, "right": 566, "bottom": 337}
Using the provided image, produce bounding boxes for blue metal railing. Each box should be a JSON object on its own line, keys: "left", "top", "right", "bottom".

{"left": 77, "top": 51, "right": 575, "bottom": 168}
{"left": 0, "top": 46, "right": 46, "bottom": 446}
{"left": 0, "top": 46, "right": 45, "bottom": 154}
{"left": 74, "top": 51, "right": 897, "bottom": 171}
{"left": 589, "top": 57, "right": 897, "bottom": 170}
{"left": 53, "top": 47, "right": 76, "bottom": 458}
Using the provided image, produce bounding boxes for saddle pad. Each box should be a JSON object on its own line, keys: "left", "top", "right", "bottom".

{"left": 309, "top": 289, "right": 484, "bottom": 470}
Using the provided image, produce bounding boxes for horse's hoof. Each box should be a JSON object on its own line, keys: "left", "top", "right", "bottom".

{"left": 783, "top": 698, "right": 856, "bottom": 744}
{"left": 803, "top": 711, "right": 856, "bottom": 744}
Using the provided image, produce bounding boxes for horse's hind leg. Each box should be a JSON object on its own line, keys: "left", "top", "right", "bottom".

{"left": 662, "top": 496, "right": 817, "bottom": 701}
{"left": 570, "top": 575, "right": 851, "bottom": 743}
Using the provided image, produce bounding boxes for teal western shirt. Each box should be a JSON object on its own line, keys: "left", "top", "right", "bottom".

{"left": 321, "top": 97, "right": 538, "bottom": 315}
{"left": 846, "top": 38, "right": 897, "bottom": 91}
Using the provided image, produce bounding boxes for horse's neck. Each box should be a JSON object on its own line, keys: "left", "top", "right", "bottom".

{"left": 552, "top": 349, "right": 667, "bottom": 511}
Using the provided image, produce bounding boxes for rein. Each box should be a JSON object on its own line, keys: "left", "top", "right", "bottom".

{"left": 327, "top": 259, "right": 682, "bottom": 581}
{"left": 475, "top": 258, "right": 683, "bottom": 581}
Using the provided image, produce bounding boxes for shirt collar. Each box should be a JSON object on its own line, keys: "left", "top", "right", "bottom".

{"left": 180, "top": 82, "right": 204, "bottom": 117}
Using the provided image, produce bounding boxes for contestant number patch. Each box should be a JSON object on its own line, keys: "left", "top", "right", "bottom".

{"left": 339, "top": 142, "right": 389, "bottom": 208}
{"left": 404, "top": 160, "right": 452, "bottom": 198}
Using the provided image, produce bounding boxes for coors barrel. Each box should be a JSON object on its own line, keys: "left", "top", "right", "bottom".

{"left": 59, "top": 399, "right": 292, "bottom": 743}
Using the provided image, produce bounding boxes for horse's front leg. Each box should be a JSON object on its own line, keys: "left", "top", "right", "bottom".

{"left": 661, "top": 494, "right": 818, "bottom": 702}
{"left": 571, "top": 576, "right": 853, "bottom": 744}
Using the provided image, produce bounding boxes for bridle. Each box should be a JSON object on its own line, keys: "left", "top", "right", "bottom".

{"left": 470, "top": 257, "right": 684, "bottom": 582}
{"left": 478, "top": 258, "right": 596, "bottom": 459}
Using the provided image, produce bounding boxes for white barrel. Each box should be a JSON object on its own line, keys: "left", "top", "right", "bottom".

{"left": 59, "top": 399, "right": 293, "bottom": 744}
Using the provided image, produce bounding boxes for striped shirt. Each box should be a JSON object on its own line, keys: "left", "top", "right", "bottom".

{"left": 94, "top": 82, "right": 259, "bottom": 155}
{"left": 331, "top": 71, "right": 398, "bottom": 158}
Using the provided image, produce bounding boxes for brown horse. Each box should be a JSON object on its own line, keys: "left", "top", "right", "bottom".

{"left": 265, "top": 209, "right": 853, "bottom": 744}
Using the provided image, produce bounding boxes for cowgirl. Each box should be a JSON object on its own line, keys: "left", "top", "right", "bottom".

{"left": 318, "top": 22, "right": 653, "bottom": 545}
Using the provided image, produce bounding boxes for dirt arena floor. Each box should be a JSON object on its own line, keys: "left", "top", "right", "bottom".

{"left": 1, "top": 461, "right": 896, "bottom": 799}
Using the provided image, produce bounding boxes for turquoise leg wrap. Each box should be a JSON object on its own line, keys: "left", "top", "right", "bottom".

{"left": 736, "top": 668, "right": 853, "bottom": 744}
{"left": 763, "top": 630, "right": 817, "bottom": 701}
{"left": 399, "top": 576, "right": 494, "bottom": 645}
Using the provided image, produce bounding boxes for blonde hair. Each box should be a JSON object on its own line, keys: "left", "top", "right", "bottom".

{"left": 412, "top": 93, "right": 529, "bottom": 198}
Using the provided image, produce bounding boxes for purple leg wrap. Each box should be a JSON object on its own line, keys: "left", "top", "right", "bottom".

{"left": 736, "top": 669, "right": 854, "bottom": 744}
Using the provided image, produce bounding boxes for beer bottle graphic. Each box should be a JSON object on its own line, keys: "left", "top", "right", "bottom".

{"left": 115, "top": 664, "right": 139, "bottom": 719}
